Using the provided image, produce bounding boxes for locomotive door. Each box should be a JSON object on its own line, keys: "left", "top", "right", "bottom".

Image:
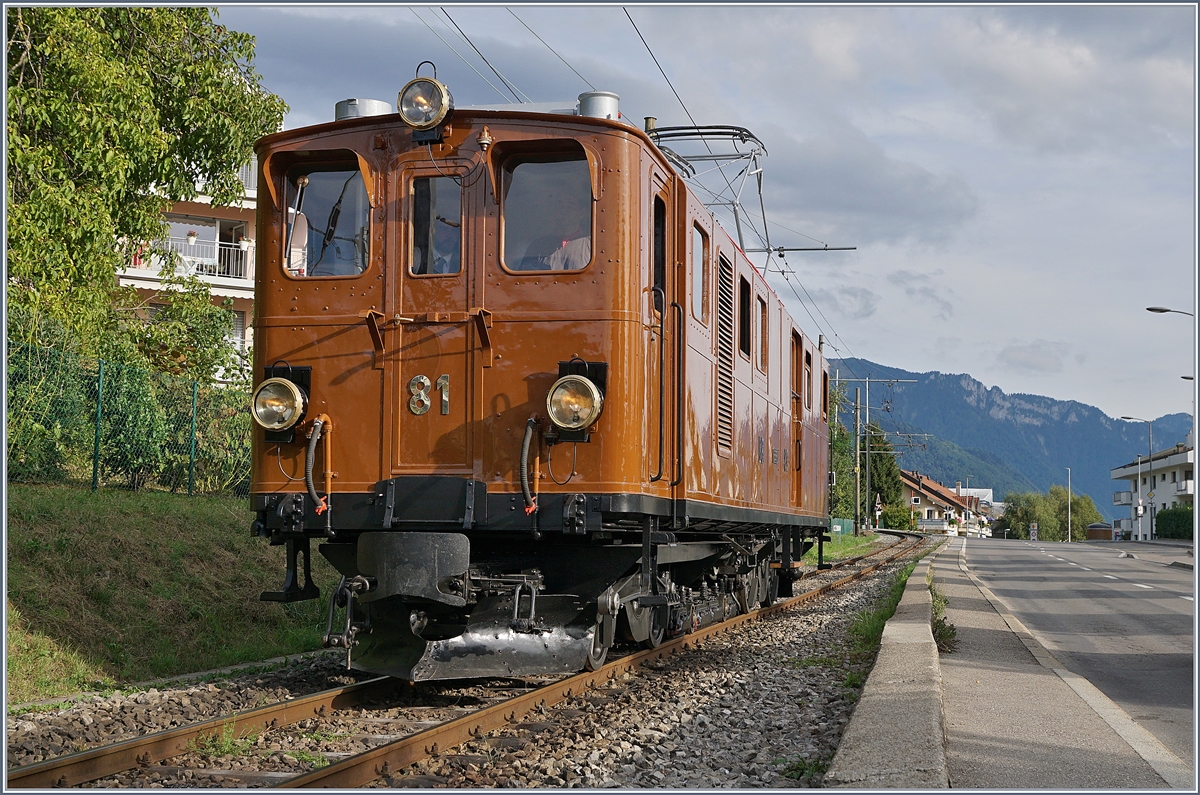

{"left": 647, "top": 173, "right": 683, "bottom": 492}
{"left": 391, "top": 166, "right": 474, "bottom": 475}
{"left": 790, "top": 332, "right": 805, "bottom": 508}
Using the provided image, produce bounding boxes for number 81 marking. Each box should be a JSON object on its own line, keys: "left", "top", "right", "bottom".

{"left": 409, "top": 374, "right": 450, "bottom": 415}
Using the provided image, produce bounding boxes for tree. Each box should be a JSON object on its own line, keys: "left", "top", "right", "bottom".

{"left": 1156, "top": 505, "right": 1194, "bottom": 540}
{"left": 1046, "top": 484, "right": 1102, "bottom": 543}
{"left": 6, "top": 7, "right": 286, "bottom": 364}
{"left": 828, "top": 383, "right": 856, "bottom": 519}
{"left": 862, "top": 422, "right": 903, "bottom": 520}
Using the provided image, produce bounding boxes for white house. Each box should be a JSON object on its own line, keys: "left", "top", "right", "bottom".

{"left": 1111, "top": 430, "right": 1194, "bottom": 540}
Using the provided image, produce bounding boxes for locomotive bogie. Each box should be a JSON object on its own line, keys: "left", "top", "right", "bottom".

{"left": 250, "top": 94, "right": 832, "bottom": 680}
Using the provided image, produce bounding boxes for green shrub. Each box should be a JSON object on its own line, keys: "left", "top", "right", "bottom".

{"left": 1156, "top": 505, "right": 1194, "bottom": 540}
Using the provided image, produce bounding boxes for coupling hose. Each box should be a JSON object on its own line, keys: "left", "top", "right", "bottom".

{"left": 520, "top": 416, "right": 538, "bottom": 514}
{"left": 305, "top": 418, "right": 327, "bottom": 514}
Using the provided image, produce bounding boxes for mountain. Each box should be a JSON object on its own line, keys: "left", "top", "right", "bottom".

{"left": 830, "top": 358, "right": 1193, "bottom": 520}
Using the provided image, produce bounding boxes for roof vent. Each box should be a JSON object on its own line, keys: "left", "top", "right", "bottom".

{"left": 578, "top": 91, "right": 620, "bottom": 120}
{"left": 335, "top": 98, "right": 393, "bottom": 122}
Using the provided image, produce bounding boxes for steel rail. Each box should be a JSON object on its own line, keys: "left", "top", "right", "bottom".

{"left": 5, "top": 677, "right": 396, "bottom": 788}
{"left": 280, "top": 533, "right": 923, "bottom": 788}
{"left": 6, "top": 532, "right": 920, "bottom": 790}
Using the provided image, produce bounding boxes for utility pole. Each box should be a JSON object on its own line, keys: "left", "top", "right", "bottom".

{"left": 853, "top": 387, "right": 861, "bottom": 536}
{"left": 1065, "top": 467, "right": 1072, "bottom": 543}
{"left": 837, "top": 375, "right": 918, "bottom": 530}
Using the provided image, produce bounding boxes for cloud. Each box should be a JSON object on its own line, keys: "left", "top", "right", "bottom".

{"left": 801, "top": 286, "right": 880, "bottom": 319}
{"left": 887, "top": 270, "right": 956, "bottom": 320}
{"left": 996, "top": 340, "right": 1070, "bottom": 374}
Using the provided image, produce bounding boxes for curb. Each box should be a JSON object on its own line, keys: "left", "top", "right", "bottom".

{"left": 1169, "top": 560, "right": 1194, "bottom": 570}
{"left": 823, "top": 545, "right": 950, "bottom": 788}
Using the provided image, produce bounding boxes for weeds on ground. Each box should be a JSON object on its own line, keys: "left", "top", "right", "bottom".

{"left": 926, "top": 567, "right": 959, "bottom": 653}
{"left": 289, "top": 749, "right": 330, "bottom": 768}
{"left": 778, "top": 754, "right": 831, "bottom": 780}
{"left": 188, "top": 722, "right": 257, "bottom": 758}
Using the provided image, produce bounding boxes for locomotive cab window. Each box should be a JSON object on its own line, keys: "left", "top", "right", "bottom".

{"left": 284, "top": 161, "right": 371, "bottom": 278}
{"left": 757, "top": 296, "right": 768, "bottom": 372}
{"left": 502, "top": 155, "right": 592, "bottom": 272}
{"left": 411, "top": 177, "right": 461, "bottom": 275}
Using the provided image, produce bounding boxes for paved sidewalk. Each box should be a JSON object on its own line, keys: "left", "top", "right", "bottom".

{"left": 931, "top": 541, "right": 1192, "bottom": 789}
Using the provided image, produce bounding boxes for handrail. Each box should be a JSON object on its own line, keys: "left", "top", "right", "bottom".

{"left": 670, "top": 301, "right": 685, "bottom": 487}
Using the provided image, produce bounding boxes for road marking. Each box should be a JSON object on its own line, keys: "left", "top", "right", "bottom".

{"left": 1080, "top": 567, "right": 1091, "bottom": 571}
{"left": 1133, "top": 584, "right": 1153, "bottom": 589}
{"left": 1068, "top": 562, "right": 1078, "bottom": 566}
{"left": 1104, "top": 575, "right": 1119, "bottom": 580}
{"left": 1182, "top": 596, "right": 1194, "bottom": 602}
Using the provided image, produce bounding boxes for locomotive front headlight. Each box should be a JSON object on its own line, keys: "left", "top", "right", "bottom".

{"left": 398, "top": 77, "right": 454, "bottom": 130}
{"left": 546, "top": 375, "right": 604, "bottom": 431}
{"left": 252, "top": 377, "right": 308, "bottom": 431}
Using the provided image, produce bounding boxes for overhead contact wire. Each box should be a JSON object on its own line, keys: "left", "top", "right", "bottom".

{"left": 440, "top": 7, "right": 531, "bottom": 103}
{"left": 410, "top": 8, "right": 512, "bottom": 103}
{"left": 509, "top": 9, "right": 596, "bottom": 91}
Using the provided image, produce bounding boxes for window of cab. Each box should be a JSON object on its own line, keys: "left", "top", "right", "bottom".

{"left": 284, "top": 160, "right": 371, "bottom": 278}
{"left": 501, "top": 155, "right": 592, "bottom": 272}
{"left": 410, "top": 176, "right": 462, "bottom": 275}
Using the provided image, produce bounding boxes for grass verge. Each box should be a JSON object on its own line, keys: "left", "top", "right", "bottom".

{"left": 6, "top": 483, "right": 340, "bottom": 703}
{"left": 800, "top": 530, "right": 881, "bottom": 564}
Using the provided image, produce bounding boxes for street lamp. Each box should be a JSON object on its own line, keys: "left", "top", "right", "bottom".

{"left": 1146, "top": 306, "right": 1195, "bottom": 317}
{"left": 1121, "top": 416, "right": 1154, "bottom": 540}
{"left": 1065, "top": 467, "right": 1071, "bottom": 543}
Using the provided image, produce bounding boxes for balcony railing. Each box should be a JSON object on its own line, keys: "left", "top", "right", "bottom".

{"left": 1176, "top": 480, "right": 1194, "bottom": 496}
{"left": 1113, "top": 491, "right": 1133, "bottom": 506}
{"left": 127, "top": 237, "right": 253, "bottom": 280}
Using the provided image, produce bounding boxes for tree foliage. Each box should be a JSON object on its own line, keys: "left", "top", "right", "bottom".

{"left": 863, "top": 422, "right": 903, "bottom": 519}
{"left": 829, "top": 383, "right": 856, "bottom": 520}
{"left": 6, "top": 7, "right": 285, "bottom": 369}
{"left": 993, "top": 486, "right": 1102, "bottom": 541}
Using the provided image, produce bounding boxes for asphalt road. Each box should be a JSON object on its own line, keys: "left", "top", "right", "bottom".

{"left": 964, "top": 538, "right": 1194, "bottom": 765}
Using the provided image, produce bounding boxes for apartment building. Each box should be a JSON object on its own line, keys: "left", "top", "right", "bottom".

{"left": 1111, "top": 429, "right": 1194, "bottom": 540}
{"left": 118, "top": 158, "right": 257, "bottom": 361}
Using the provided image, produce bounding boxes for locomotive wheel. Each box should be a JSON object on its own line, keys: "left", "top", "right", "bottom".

{"left": 761, "top": 570, "right": 779, "bottom": 607}
{"left": 641, "top": 606, "right": 666, "bottom": 649}
{"left": 584, "top": 620, "right": 610, "bottom": 671}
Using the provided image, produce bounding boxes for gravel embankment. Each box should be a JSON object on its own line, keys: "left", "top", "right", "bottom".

{"left": 7, "top": 545, "right": 920, "bottom": 788}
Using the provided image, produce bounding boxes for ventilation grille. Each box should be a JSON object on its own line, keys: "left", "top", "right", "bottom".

{"left": 716, "top": 256, "right": 735, "bottom": 451}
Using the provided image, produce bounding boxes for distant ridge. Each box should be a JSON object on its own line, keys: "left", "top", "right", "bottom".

{"left": 829, "top": 358, "right": 1193, "bottom": 519}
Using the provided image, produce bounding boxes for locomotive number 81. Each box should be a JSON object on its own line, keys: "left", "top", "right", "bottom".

{"left": 249, "top": 69, "right": 832, "bottom": 681}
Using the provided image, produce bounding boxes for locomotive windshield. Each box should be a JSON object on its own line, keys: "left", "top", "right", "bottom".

{"left": 411, "top": 177, "right": 462, "bottom": 275}
{"left": 502, "top": 156, "right": 592, "bottom": 271}
{"left": 285, "top": 164, "right": 370, "bottom": 277}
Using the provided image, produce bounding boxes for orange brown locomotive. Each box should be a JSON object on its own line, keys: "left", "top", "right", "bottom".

{"left": 249, "top": 73, "right": 832, "bottom": 681}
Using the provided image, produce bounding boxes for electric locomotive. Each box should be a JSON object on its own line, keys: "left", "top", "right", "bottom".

{"left": 249, "top": 68, "right": 832, "bottom": 681}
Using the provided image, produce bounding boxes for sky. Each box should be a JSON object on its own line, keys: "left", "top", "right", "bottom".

{"left": 219, "top": 3, "right": 1198, "bottom": 425}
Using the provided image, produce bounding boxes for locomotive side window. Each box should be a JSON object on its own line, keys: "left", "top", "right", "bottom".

{"left": 652, "top": 196, "right": 666, "bottom": 312}
{"left": 284, "top": 164, "right": 370, "bottom": 277}
{"left": 804, "top": 349, "right": 813, "bottom": 411}
{"left": 757, "top": 296, "right": 768, "bottom": 373}
{"left": 502, "top": 156, "right": 592, "bottom": 271}
{"left": 822, "top": 369, "right": 830, "bottom": 420}
{"left": 411, "top": 177, "right": 461, "bottom": 275}
{"left": 738, "top": 276, "right": 751, "bottom": 358}
{"left": 692, "top": 225, "right": 708, "bottom": 323}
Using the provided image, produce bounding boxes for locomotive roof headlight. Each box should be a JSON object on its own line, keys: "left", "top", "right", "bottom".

{"left": 252, "top": 377, "right": 308, "bottom": 431}
{"left": 398, "top": 77, "right": 454, "bottom": 131}
{"left": 546, "top": 375, "right": 604, "bottom": 432}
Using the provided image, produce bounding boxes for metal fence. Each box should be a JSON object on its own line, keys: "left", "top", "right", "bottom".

{"left": 6, "top": 342, "right": 251, "bottom": 497}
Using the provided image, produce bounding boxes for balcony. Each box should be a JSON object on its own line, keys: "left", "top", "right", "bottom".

{"left": 1113, "top": 491, "right": 1133, "bottom": 506}
{"left": 127, "top": 237, "right": 254, "bottom": 280}
{"left": 1177, "top": 480, "right": 1194, "bottom": 497}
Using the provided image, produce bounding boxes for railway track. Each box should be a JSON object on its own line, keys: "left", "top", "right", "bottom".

{"left": 8, "top": 531, "right": 923, "bottom": 789}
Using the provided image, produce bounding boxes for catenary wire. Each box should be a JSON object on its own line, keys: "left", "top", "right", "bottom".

{"left": 440, "top": 7, "right": 532, "bottom": 103}
{"left": 508, "top": 9, "right": 596, "bottom": 91}
{"left": 410, "top": 8, "right": 512, "bottom": 103}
